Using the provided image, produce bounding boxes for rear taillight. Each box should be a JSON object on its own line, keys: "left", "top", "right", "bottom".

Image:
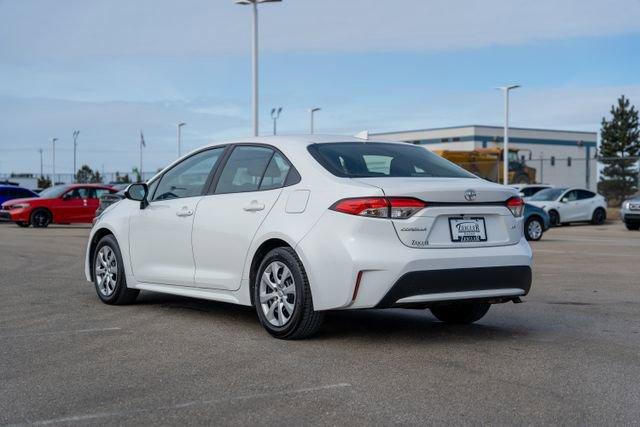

{"left": 505, "top": 196, "right": 524, "bottom": 217}
{"left": 330, "top": 197, "right": 426, "bottom": 219}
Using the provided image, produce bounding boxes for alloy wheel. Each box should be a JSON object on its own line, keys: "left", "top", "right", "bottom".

{"left": 95, "top": 246, "right": 118, "bottom": 297}
{"left": 527, "top": 219, "right": 543, "bottom": 240}
{"left": 33, "top": 211, "right": 50, "bottom": 227}
{"left": 259, "top": 261, "right": 296, "bottom": 327}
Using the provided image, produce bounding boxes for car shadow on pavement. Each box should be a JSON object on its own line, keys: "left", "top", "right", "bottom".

{"left": 134, "top": 291, "right": 525, "bottom": 342}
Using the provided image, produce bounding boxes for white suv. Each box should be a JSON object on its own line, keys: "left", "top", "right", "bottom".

{"left": 86, "top": 136, "right": 532, "bottom": 339}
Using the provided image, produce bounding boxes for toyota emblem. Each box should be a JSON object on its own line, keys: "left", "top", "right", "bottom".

{"left": 464, "top": 189, "right": 477, "bottom": 201}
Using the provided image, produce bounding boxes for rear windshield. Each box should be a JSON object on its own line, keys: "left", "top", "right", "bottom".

{"left": 308, "top": 142, "right": 474, "bottom": 178}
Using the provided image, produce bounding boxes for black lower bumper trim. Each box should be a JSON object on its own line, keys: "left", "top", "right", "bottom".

{"left": 0, "top": 211, "right": 11, "bottom": 221}
{"left": 376, "top": 265, "right": 532, "bottom": 308}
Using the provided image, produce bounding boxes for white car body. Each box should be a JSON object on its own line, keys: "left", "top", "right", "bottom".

{"left": 527, "top": 187, "right": 607, "bottom": 224}
{"left": 512, "top": 184, "right": 553, "bottom": 200}
{"left": 85, "top": 136, "right": 532, "bottom": 335}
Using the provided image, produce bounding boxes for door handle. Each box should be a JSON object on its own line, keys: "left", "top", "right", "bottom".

{"left": 243, "top": 201, "right": 265, "bottom": 212}
{"left": 176, "top": 207, "right": 194, "bottom": 217}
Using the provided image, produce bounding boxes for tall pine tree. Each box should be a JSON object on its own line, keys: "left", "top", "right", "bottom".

{"left": 598, "top": 95, "right": 640, "bottom": 205}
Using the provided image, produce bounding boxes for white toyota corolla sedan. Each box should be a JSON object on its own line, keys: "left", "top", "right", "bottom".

{"left": 85, "top": 136, "right": 532, "bottom": 339}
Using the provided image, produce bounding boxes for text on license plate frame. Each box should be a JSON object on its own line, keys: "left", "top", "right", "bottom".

{"left": 448, "top": 216, "right": 488, "bottom": 242}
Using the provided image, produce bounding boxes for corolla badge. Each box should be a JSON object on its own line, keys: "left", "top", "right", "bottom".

{"left": 464, "top": 189, "right": 477, "bottom": 202}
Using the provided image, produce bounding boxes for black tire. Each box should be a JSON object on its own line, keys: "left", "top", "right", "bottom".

{"left": 92, "top": 234, "right": 139, "bottom": 305}
{"left": 548, "top": 210, "right": 560, "bottom": 227}
{"left": 253, "top": 247, "right": 323, "bottom": 340}
{"left": 625, "top": 222, "right": 640, "bottom": 231}
{"left": 30, "top": 209, "right": 51, "bottom": 228}
{"left": 591, "top": 208, "right": 606, "bottom": 225}
{"left": 430, "top": 302, "right": 491, "bottom": 324}
{"left": 16, "top": 221, "right": 30, "bottom": 228}
{"left": 525, "top": 216, "right": 544, "bottom": 241}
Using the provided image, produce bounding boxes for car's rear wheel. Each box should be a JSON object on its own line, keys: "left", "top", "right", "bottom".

{"left": 591, "top": 208, "right": 606, "bottom": 225}
{"left": 30, "top": 209, "right": 51, "bottom": 228}
{"left": 525, "top": 216, "right": 544, "bottom": 241}
{"left": 548, "top": 210, "right": 560, "bottom": 227}
{"left": 16, "top": 221, "right": 29, "bottom": 228}
{"left": 626, "top": 222, "right": 640, "bottom": 231}
{"left": 254, "top": 247, "right": 323, "bottom": 340}
{"left": 430, "top": 302, "right": 491, "bottom": 324}
{"left": 93, "top": 235, "right": 139, "bottom": 305}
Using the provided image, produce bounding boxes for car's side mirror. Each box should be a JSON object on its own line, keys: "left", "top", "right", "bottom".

{"left": 561, "top": 197, "right": 568, "bottom": 203}
{"left": 62, "top": 193, "right": 72, "bottom": 200}
{"left": 518, "top": 192, "right": 525, "bottom": 198}
{"left": 125, "top": 183, "right": 149, "bottom": 209}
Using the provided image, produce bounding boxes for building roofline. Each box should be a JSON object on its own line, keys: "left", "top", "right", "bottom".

{"left": 372, "top": 124, "right": 597, "bottom": 137}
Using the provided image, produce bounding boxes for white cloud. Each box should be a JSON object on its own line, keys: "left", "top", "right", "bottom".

{"left": 1, "top": 0, "right": 639, "bottom": 60}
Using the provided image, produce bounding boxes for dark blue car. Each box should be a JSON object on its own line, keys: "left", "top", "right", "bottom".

{"left": 523, "top": 203, "right": 550, "bottom": 241}
{"left": 0, "top": 185, "right": 39, "bottom": 213}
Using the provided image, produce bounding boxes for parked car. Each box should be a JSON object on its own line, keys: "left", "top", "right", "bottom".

{"left": 0, "top": 185, "right": 39, "bottom": 207}
{"left": 94, "top": 184, "right": 130, "bottom": 219}
{"left": 527, "top": 187, "right": 607, "bottom": 226}
{"left": 0, "top": 184, "right": 117, "bottom": 227}
{"left": 523, "top": 203, "right": 550, "bottom": 241}
{"left": 512, "top": 184, "right": 553, "bottom": 199}
{"left": 620, "top": 196, "right": 640, "bottom": 230}
{"left": 86, "top": 136, "right": 533, "bottom": 339}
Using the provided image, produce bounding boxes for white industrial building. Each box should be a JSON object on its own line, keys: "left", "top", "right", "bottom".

{"left": 372, "top": 125, "right": 598, "bottom": 190}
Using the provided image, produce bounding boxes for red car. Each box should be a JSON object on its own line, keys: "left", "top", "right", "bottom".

{"left": 0, "top": 184, "right": 117, "bottom": 228}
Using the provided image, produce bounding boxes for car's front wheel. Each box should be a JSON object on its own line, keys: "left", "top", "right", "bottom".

{"left": 254, "top": 247, "right": 323, "bottom": 339}
{"left": 548, "top": 210, "right": 560, "bottom": 227}
{"left": 93, "top": 235, "right": 139, "bottom": 305}
{"left": 430, "top": 302, "right": 491, "bottom": 324}
{"left": 30, "top": 209, "right": 51, "bottom": 228}
{"left": 525, "top": 216, "right": 544, "bottom": 241}
{"left": 591, "top": 208, "right": 606, "bottom": 225}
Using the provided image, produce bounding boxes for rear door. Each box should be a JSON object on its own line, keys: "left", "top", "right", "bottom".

{"left": 192, "top": 145, "right": 292, "bottom": 290}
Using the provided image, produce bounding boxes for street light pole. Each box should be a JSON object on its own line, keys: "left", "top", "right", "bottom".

{"left": 270, "top": 107, "right": 282, "bottom": 135}
{"left": 177, "top": 122, "right": 186, "bottom": 158}
{"left": 234, "top": 0, "right": 282, "bottom": 137}
{"left": 72, "top": 130, "right": 80, "bottom": 182}
{"left": 51, "top": 138, "right": 58, "bottom": 185}
{"left": 309, "top": 107, "right": 321, "bottom": 134}
{"left": 38, "top": 148, "right": 43, "bottom": 178}
{"left": 496, "top": 85, "right": 520, "bottom": 185}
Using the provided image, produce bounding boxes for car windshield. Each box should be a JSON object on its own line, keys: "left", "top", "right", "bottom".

{"left": 530, "top": 187, "right": 566, "bottom": 201}
{"left": 38, "top": 185, "right": 70, "bottom": 199}
{"left": 308, "top": 142, "right": 475, "bottom": 178}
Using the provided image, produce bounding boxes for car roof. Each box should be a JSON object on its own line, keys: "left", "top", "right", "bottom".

{"left": 198, "top": 134, "right": 404, "bottom": 151}
{"left": 0, "top": 185, "right": 35, "bottom": 191}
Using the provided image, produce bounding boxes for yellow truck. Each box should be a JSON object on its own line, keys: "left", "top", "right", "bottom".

{"left": 432, "top": 147, "right": 536, "bottom": 184}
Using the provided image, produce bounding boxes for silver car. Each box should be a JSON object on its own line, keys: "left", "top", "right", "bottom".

{"left": 620, "top": 196, "right": 640, "bottom": 230}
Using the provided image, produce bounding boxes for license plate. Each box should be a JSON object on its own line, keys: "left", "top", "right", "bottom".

{"left": 448, "top": 217, "right": 487, "bottom": 242}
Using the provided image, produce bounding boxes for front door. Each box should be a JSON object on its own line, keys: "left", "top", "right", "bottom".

{"left": 192, "top": 146, "right": 292, "bottom": 290}
{"left": 56, "top": 187, "right": 90, "bottom": 222}
{"left": 128, "top": 147, "right": 225, "bottom": 286}
{"left": 559, "top": 190, "right": 581, "bottom": 222}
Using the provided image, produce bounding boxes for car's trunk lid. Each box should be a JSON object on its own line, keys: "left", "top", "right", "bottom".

{"left": 354, "top": 177, "right": 522, "bottom": 249}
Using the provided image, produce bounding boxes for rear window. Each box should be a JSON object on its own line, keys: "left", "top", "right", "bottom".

{"left": 307, "top": 142, "right": 474, "bottom": 178}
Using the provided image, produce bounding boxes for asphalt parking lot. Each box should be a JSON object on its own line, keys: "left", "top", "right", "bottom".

{"left": 1, "top": 221, "right": 639, "bottom": 426}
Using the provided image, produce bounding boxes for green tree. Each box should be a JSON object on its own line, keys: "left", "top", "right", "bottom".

{"left": 131, "top": 167, "right": 142, "bottom": 183}
{"left": 76, "top": 165, "right": 103, "bottom": 183}
{"left": 75, "top": 165, "right": 94, "bottom": 183}
{"left": 37, "top": 175, "right": 51, "bottom": 189}
{"left": 598, "top": 95, "right": 640, "bottom": 205}
{"left": 114, "top": 172, "right": 131, "bottom": 183}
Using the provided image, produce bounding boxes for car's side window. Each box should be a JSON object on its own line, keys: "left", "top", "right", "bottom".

{"left": 564, "top": 190, "right": 578, "bottom": 202}
{"left": 259, "top": 152, "right": 291, "bottom": 191}
{"left": 577, "top": 190, "right": 595, "bottom": 200}
{"left": 152, "top": 148, "right": 224, "bottom": 201}
{"left": 66, "top": 188, "right": 90, "bottom": 199}
{"left": 215, "top": 146, "right": 274, "bottom": 194}
{"left": 94, "top": 189, "right": 111, "bottom": 198}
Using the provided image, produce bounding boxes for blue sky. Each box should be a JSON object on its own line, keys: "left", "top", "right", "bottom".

{"left": 1, "top": 0, "right": 640, "bottom": 175}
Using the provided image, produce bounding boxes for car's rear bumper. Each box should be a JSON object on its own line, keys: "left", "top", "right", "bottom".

{"left": 375, "top": 265, "right": 531, "bottom": 307}
{"left": 296, "top": 211, "right": 533, "bottom": 311}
